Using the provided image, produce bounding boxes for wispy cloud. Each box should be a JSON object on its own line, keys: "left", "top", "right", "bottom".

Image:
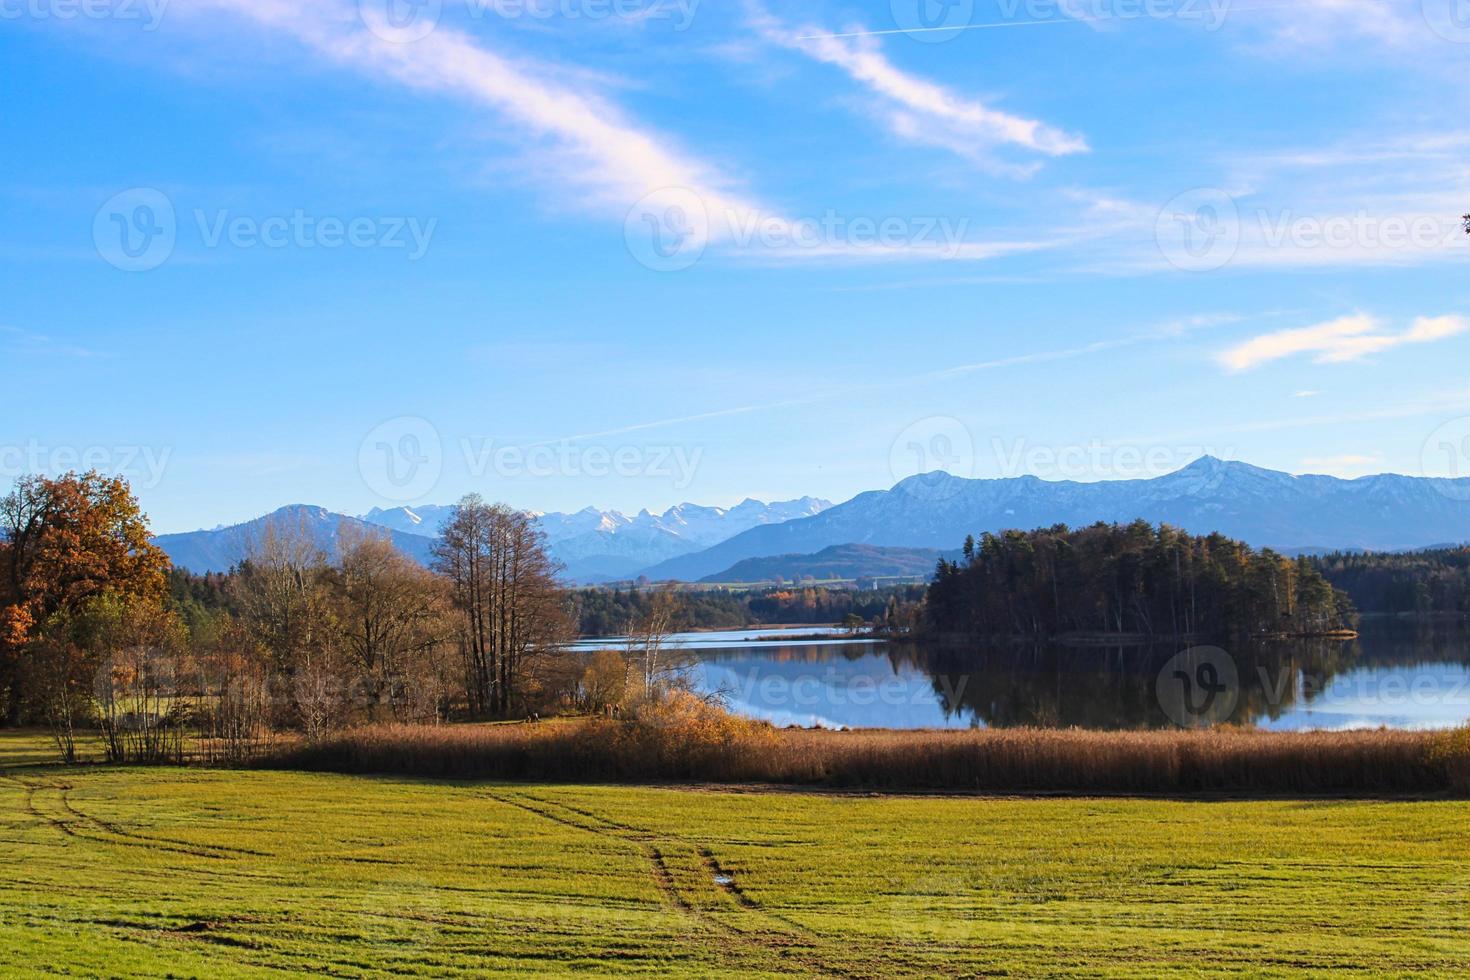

{"left": 747, "top": 4, "right": 1087, "bottom": 172}
{"left": 1249, "top": 0, "right": 1428, "bottom": 52}
{"left": 1218, "top": 313, "right": 1469, "bottom": 372}
{"left": 1, "top": 326, "right": 105, "bottom": 359}
{"left": 546, "top": 313, "right": 1234, "bottom": 443}
{"left": 1081, "top": 131, "right": 1470, "bottom": 275}
{"left": 193, "top": 0, "right": 742, "bottom": 217}
{"left": 179, "top": 0, "right": 1043, "bottom": 264}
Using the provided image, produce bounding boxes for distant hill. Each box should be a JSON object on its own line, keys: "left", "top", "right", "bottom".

{"left": 160, "top": 497, "right": 832, "bottom": 581}
{"left": 361, "top": 497, "right": 832, "bottom": 583}
{"left": 640, "top": 457, "right": 1470, "bottom": 582}
{"left": 699, "top": 544, "right": 956, "bottom": 584}
{"left": 156, "top": 505, "right": 437, "bottom": 574}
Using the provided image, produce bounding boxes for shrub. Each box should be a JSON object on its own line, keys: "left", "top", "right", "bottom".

{"left": 259, "top": 711, "right": 1470, "bottom": 797}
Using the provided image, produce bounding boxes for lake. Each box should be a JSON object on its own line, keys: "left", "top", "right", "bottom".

{"left": 569, "top": 620, "right": 1470, "bottom": 731}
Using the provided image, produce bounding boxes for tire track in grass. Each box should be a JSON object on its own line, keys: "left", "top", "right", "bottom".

{"left": 695, "top": 845, "right": 821, "bottom": 941}
{"left": 4, "top": 774, "right": 268, "bottom": 867}
{"left": 484, "top": 792, "right": 706, "bottom": 920}
{"left": 50, "top": 782, "right": 234, "bottom": 861}
{"left": 2, "top": 773, "right": 83, "bottom": 841}
{"left": 58, "top": 784, "right": 270, "bottom": 858}
{"left": 543, "top": 796, "right": 820, "bottom": 940}
{"left": 488, "top": 790, "right": 859, "bottom": 979}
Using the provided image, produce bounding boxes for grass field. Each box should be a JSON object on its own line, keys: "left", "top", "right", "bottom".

{"left": 2, "top": 733, "right": 1469, "bottom": 977}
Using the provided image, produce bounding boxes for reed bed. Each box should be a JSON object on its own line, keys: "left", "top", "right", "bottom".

{"left": 262, "top": 701, "right": 1470, "bottom": 796}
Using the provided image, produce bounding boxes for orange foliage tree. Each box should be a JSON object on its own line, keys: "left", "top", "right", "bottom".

{"left": 0, "top": 472, "right": 169, "bottom": 725}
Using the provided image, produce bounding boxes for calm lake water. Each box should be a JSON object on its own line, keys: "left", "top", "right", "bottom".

{"left": 570, "top": 620, "right": 1470, "bottom": 731}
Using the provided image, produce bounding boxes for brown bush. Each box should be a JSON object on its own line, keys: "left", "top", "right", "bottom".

{"left": 259, "top": 708, "right": 1470, "bottom": 797}
{"left": 1428, "top": 727, "right": 1470, "bottom": 794}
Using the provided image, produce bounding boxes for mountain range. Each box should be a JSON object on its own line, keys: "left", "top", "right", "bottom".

{"left": 159, "top": 497, "right": 831, "bottom": 579}
{"left": 638, "top": 456, "right": 1470, "bottom": 581}
{"left": 155, "top": 505, "right": 438, "bottom": 575}
{"left": 154, "top": 458, "right": 1470, "bottom": 582}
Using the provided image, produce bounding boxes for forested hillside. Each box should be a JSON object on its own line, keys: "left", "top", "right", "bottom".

{"left": 1312, "top": 548, "right": 1470, "bottom": 616}
{"left": 925, "top": 521, "right": 1351, "bottom": 640}
{"left": 572, "top": 585, "right": 926, "bottom": 636}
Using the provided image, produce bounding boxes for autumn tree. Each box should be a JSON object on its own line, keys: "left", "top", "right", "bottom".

{"left": 230, "top": 517, "right": 334, "bottom": 672}
{"left": 85, "top": 595, "right": 189, "bottom": 764}
{"left": 231, "top": 517, "right": 344, "bottom": 737}
{"left": 334, "top": 524, "right": 452, "bottom": 720}
{"left": 0, "top": 473, "right": 169, "bottom": 727}
{"left": 433, "top": 496, "right": 571, "bottom": 717}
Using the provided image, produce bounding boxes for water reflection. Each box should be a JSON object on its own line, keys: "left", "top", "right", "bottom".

{"left": 660, "top": 619, "right": 1470, "bottom": 731}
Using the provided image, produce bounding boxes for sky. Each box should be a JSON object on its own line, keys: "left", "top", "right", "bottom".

{"left": 2, "top": 0, "right": 1469, "bottom": 533}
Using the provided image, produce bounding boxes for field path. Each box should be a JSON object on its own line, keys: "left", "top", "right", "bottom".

{"left": 486, "top": 789, "right": 860, "bottom": 979}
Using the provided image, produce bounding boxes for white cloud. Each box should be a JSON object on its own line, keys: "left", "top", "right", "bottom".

{"left": 1250, "top": 0, "right": 1427, "bottom": 52}
{"left": 1218, "top": 314, "right": 1469, "bottom": 372}
{"left": 1083, "top": 131, "right": 1470, "bottom": 275}
{"left": 748, "top": 5, "right": 1087, "bottom": 170}
{"left": 176, "top": 0, "right": 1042, "bottom": 264}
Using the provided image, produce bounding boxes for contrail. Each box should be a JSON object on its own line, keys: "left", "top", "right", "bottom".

{"left": 537, "top": 315, "right": 1237, "bottom": 446}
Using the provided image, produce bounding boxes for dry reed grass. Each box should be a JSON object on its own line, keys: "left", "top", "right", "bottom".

{"left": 261, "top": 702, "right": 1470, "bottom": 797}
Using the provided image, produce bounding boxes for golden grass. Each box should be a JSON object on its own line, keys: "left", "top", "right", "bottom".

{"left": 263, "top": 708, "right": 1470, "bottom": 796}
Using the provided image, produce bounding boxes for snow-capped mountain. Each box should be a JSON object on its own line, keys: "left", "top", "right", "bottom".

{"left": 360, "top": 504, "right": 457, "bottom": 538}
{"left": 156, "top": 459, "right": 1469, "bottom": 583}
{"left": 638, "top": 457, "right": 1470, "bottom": 582}
{"left": 156, "top": 505, "right": 437, "bottom": 575}
{"left": 358, "top": 496, "right": 832, "bottom": 582}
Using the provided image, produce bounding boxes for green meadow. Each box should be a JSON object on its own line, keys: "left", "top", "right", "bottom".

{"left": 2, "top": 732, "right": 1468, "bottom": 978}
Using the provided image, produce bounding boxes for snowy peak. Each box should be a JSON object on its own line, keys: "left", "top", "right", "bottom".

{"left": 533, "top": 496, "right": 835, "bottom": 579}
{"left": 357, "top": 495, "right": 834, "bottom": 583}
{"left": 157, "top": 505, "right": 437, "bottom": 575}
{"left": 637, "top": 459, "right": 1470, "bottom": 582}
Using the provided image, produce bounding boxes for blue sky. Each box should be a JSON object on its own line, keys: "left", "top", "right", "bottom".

{"left": 3, "top": 0, "right": 1469, "bottom": 533}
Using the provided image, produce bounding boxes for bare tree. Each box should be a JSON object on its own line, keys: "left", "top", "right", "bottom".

{"left": 192, "top": 618, "right": 275, "bottom": 765}
{"left": 434, "top": 496, "right": 572, "bottom": 717}
{"left": 232, "top": 516, "right": 335, "bottom": 674}
{"left": 623, "top": 586, "right": 698, "bottom": 705}
{"left": 335, "top": 525, "right": 450, "bottom": 719}
{"left": 90, "top": 598, "right": 189, "bottom": 764}
{"left": 232, "top": 516, "right": 343, "bottom": 732}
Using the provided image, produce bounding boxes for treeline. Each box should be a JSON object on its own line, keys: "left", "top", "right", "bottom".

{"left": 575, "top": 589, "right": 747, "bottom": 636}
{"left": 572, "top": 585, "right": 927, "bottom": 636}
{"left": 1312, "top": 548, "right": 1470, "bottom": 616}
{"left": 925, "top": 521, "right": 1351, "bottom": 640}
{"left": 0, "top": 474, "right": 621, "bottom": 763}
